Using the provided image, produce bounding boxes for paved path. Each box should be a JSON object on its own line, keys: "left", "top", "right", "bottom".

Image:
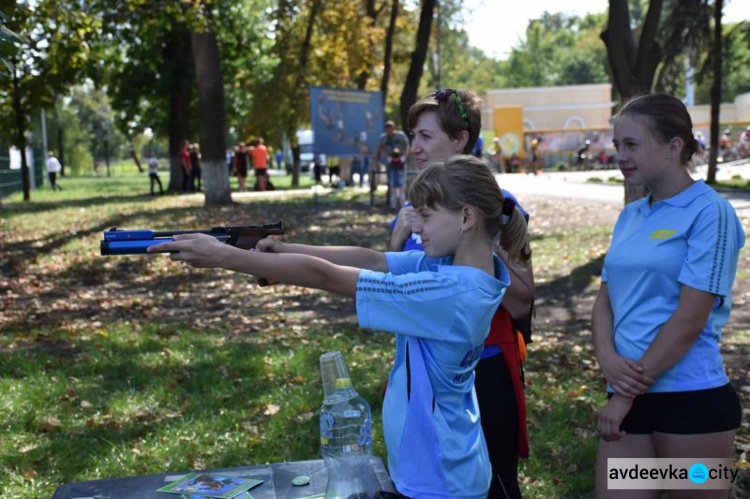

{"left": 495, "top": 159, "right": 750, "bottom": 217}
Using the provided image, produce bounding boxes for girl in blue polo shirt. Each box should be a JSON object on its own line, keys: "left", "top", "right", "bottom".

{"left": 151, "top": 155, "right": 531, "bottom": 499}
{"left": 592, "top": 93, "right": 744, "bottom": 497}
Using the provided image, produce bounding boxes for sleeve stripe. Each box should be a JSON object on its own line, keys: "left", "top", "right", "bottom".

{"left": 708, "top": 204, "right": 730, "bottom": 294}
{"left": 356, "top": 284, "right": 453, "bottom": 295}
{"left": 357, "top": 276, "right": 454, "bottom": 295}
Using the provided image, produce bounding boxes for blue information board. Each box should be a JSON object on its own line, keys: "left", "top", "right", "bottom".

{"left": 309, "top": 86, "right": 384, "bottom": 158}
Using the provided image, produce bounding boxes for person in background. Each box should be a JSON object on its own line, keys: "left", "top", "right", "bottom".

{"left": 374, "top": 120, "right": 411, "bottom": 202}
{"left": 251, "top": 137, "right": 269, "bottom": 191}
{"left": 393, "top": 88, "right": 534, "bottom": 498}
{"left": 577, "top": 139, "right": 591, "bottom": 169}
{"left": 374, "top": 120, "right": 410, "bottom": 165}
{"left": 150, "top": 155, "right": 531, "bottom": 499}
{"left": 593, "top": 93, "right": 744, "bottom": 498}
{"left": 528, "top": 137, "right": 542, "bottom": 174}
{"left": 275, "top": 150, "right": 284, "bottom": 171}
{"left": 327, "top": 156, "right": 341, "bottom": 186}
{"left": 146, "top": 149, "right": 164, "bottom": 196}
{"left": 45, "top": 151, "right": 63, "bottom": 191}
{"left": 739, "top": 126, "right": 750, "bottom": 158}
{"left": 350, "top": 156, "right": 365, "bottom": 188}
{"left": 473, "top": 132, "right": 484, "bottom": 159}
{"left": 189, "top": 143, "right": 202, "bottom": 192}
{"left": 312, "top": 154, "right": 324, "bottom": 185}
{"left": 233, "top": 142, "right": 249, "bottom": 192}
{"left": 179, "top": 139, "right": 192, "bottom": 193}
{"left": 388, "top": 148, "right": 406, "bottom": 209}
{"left": 491, "top": 138, "right": 505, "bottom": 173}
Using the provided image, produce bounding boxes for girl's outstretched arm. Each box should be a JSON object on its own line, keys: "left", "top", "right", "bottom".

{"left": 256, "top": 237, "right": 389, "bottom": 272}
{"left": 149, "top": 233, "right": 361, "bottom": 297}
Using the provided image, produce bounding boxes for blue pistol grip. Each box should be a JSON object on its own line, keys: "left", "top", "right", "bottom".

{"left": 100, "top": 238, "right": 175, "bottom": 255}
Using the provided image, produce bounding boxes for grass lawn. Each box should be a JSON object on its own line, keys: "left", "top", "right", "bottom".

{"left": 1, "top": 171, "right": 749, "bottom": 498}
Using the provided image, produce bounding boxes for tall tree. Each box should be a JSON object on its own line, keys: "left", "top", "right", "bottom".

{"left": 399, "top": 0, "right": 436, "bottom": 129}
{"left": 251, "top": 0, "right": 324, "bottom": 187}
{"left": 707, "top": 0, "right": 723, "bottom": 184}
{"left": 187, "top": 2, "right": 232, "bottom": 206}
{"left": 380, "top": 0, "right": 399, "bottom": 104}
{"left": 601, "top": 0, "right": 664, "bottom": 99}
{"left": 601, "top": 0, "right": 664, "bottom": 203}
{"left": 64, "top": 85, "right": 127, "bottom": 175}
{"left": 98, "top": 1, "right": 194, "bottom": 192}
{"left": 356, "top": 0, "right": 384, "bottom": 90}
{"left": 0, "top": 1, "right": 97, "bottom": 201}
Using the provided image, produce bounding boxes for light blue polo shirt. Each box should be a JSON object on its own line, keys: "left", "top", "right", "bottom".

{"left": 602, "top": 180, "right": 744, "bottom": 392}
{"left": 356, "top": 250, "right": 509, "bottom": 499}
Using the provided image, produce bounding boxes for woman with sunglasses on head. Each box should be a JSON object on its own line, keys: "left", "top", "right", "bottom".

{"left": 151, "top": 154, "right": 531, "bottom": 499}
{"left": 391, "top": 88, "right": 535, "bottom": 499}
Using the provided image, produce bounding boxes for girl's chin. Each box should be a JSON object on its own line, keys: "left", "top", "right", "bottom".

{"left": 423, "top": 246, "right": 447, "bottom": 258}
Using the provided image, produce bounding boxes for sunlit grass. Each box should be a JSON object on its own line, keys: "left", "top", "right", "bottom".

{"left": 1, "top": 173, "right": 748, "bottom": 498}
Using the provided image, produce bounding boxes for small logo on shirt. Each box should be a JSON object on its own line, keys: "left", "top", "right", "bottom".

{"left": 650, "top": 229, "right": 677, "bottom": 240}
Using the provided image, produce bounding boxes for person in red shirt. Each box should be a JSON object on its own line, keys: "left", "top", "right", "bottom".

{"left": 180, "top": 139, "right": 192, "bottom": 193}
{"left": 251, "top": 137, "right": 269, "bottom": 191}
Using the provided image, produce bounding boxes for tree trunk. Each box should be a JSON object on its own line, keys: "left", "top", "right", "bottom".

{"left": 634, "top": 0, "right": 664, "bottom": 93}
{"left": 399, "top": 0, "right": 436, "bottom": 129}
{"left": 289, "top": 0, "right": 321, "bottom": 188}
{"left": 55, "top": 109, "right": 65, "bottom": 176}
{"left": 191, "top": 5, "right": 232, "bottom": 207}
{"left": 130, "top": 147, "right": 144, "bottom": 173}
{"left": 380, "top": 0, "right": 399, "bottom": 105}
{"left": 601, "top": 0, "right": 664, "bottom": 100}
{"left": 601, "top": 0, "right": 664, "bottom": 204}
{"left": 12, "top": 70, "right": 30, "bottom": 201}
{"left": 166, "top": 30, "right": 193, "bottom": 193}
{"left": 707, "top": 0, "right": 723, "bottom": 184}
{"left": 356, "top": 0, "right": 379, "bottom": 90}
{"left": 292, "top": 144, "right": 301, "bottom": 187}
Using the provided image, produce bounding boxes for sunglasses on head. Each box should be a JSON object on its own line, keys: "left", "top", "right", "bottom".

{"left": 433, "top": 88, "right": 470, "bottom": 130}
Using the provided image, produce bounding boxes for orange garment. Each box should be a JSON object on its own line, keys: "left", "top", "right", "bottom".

{"left": 251, "top": 144, "right": 268, "bottom": 169}
{"left": 486, "top": 307, "right": 530, "bottom": 458}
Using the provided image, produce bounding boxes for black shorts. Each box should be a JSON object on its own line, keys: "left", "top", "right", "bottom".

{"left": 254, "top": 168, "right": 268, "bottom": 177}
{"left": 609, "top": 383, "right": 741, "bottom": 434}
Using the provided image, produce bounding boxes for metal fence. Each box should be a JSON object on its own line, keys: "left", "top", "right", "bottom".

{"left": 0, "top": 145, "right": 44, "bottom": 198}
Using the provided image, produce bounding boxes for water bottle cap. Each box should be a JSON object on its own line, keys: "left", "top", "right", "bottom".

{"left": 335, "top": 377, "right": 352, "bottom": 389}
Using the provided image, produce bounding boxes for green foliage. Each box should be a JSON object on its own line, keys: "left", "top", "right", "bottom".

{"left": 427, "top": 27, "right": 508, "bottom": 94}
{"left": 0, "top": 1, "right": 98, "bottom": 145}
{"left": 708, "top": 20, "right": 750, "bottom": 103}
{"left": 5, "top": 0, "right": 749, "bottom": 200}
{"left": 97, "top": 0, "right": 197, "bottom": 141}
{"left": 505, "top": 12, "right": 610, "bottom": 89}
{"left": 0, "top": 12, "right": 28, "bottom": 77}
{"left": 213, "top": 0, "right": 278, "bottom": 142}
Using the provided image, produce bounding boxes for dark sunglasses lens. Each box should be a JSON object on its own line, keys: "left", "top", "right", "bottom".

{"left": 435, "top": 89, "right": 451, "bottom": 100}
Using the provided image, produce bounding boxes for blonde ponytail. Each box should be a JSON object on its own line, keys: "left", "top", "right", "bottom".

{"left": 498, "top": 202, "right": 532, "bottom": 270}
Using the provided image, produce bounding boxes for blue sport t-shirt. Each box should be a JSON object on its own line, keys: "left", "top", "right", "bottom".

{"left": 602, "top": 181, "right": 745, "bottom": 392}
{"left": 356, "top": 250, "right": 510, "bottom": 499}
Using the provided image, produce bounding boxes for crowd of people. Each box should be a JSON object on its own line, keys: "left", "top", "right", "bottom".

{"left": 144, "top": 89, "right": 745, "bottom": 499}
{"left": 226, "top": 137, "right": 275, "bottom": 192}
